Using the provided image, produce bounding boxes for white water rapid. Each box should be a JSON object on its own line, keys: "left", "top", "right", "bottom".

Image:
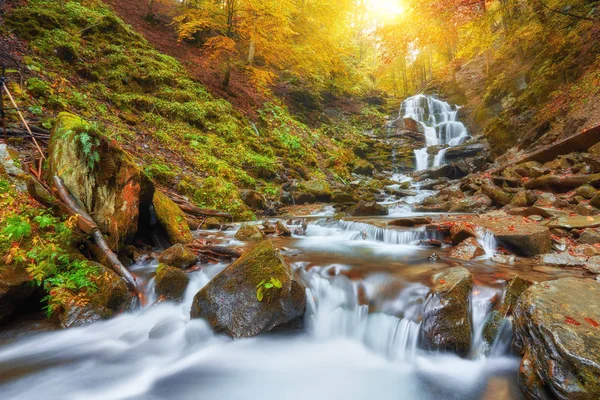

{"left": 402, "top": 94, "right": 470, "bottom": 171}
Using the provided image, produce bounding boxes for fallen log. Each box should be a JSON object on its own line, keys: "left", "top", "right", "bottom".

{"left": 52, "top": 176, "right": 143, "bottom": 305}
{"left": 177, "top": 202, "right": 233, "bottom": 219}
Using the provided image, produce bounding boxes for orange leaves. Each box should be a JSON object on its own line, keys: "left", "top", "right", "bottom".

{"left": 584, "top": 318, "right": 599, "bottom": 328}
{"left": 565, "top": 316, "right": 581, "bottom": 326}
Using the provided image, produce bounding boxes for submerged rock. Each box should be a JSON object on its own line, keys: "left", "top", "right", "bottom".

{"left": 420, "top": 267, "right": 473, "bottom": 356}
{"left": 190, "top": 241, "right": 306, "bottom": 338}
{"left": 155, "top": 264, "right": 189, "bottom": 302}
{"left": 158, "top": 244, "right": 198, "bottom": 269}
{"left": 235, "top": 224, "right": 266, "bottom": 242}
{"left": 514, "top": 278, "right": 600, "bottom": 399}
{"left": 449, "top": 237, "right": 485, "bottom": 260}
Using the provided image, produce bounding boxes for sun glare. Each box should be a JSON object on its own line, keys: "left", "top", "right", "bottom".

{"left": 367, "top": 0, "right": 404, "bottom": 20}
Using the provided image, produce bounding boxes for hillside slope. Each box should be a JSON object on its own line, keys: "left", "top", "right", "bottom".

{"left": 1, "top": 0, "right": 388, "bottom": 220}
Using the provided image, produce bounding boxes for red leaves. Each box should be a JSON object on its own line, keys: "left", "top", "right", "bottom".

{"left": 565, "top": 316, "right": 581, "bottom": 326}
{"left": 584, "top": 318, "right": 599, "bottom": 328}
{"left": 438, "top": 279, "right": 447, "bottom": 284}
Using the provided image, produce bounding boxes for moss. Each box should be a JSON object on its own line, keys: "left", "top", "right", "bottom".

{"left": 153, "top": 191, "right": 193, "bottom": 245}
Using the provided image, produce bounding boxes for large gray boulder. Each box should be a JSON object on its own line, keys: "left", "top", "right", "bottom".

{"left": 190, "top": 241, "right": 305, "bottom": 338}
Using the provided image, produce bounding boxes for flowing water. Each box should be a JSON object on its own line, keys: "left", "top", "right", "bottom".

{"left": 401, "top": 95, "right": 470, "bottom": 171}
{"left": 0, "top": 93, "right": 569, "bottom": 399}
{"left": 0, "top": 211, "right": 566, "bottom": 399}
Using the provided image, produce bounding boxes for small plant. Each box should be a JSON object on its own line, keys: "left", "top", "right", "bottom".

{"left": 256, "top": 277, "right": 282, "bottom": 302}
{"left": 2, "top": 216, "right": 32, "bottom": 240}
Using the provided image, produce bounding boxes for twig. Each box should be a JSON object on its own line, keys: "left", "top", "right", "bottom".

{"left": 2, "top": 84, "right": 46, "bottom": 159}
{"left": 534, "top": 0, "right": 597, "bottom": 22}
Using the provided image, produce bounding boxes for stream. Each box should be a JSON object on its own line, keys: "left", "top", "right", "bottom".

{"left": 0, "top": 95, "right": 552, "bottom": 400}
{"left": 0, "top": 212, "right": 530, "bottom": 400}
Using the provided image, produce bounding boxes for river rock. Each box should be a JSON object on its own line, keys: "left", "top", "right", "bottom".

{"left": 450, "top": 223, "right": 478, "bottom": 244}
{"left": 235, "top": 224, "right": 266, "bottom": 241}
{"left": 509, "top": 190, "right": 537, "bottom": 208}
{"left": 347, "top": 201, "right": 389, "bottom": 216}
{"left": 477, "top": 220, "right": 552, "bottom": 257}
{"left": 47, "top": 113, "right": 155, "bottom": 249}
{"left": 155, "top": 264, "right": 189, "bottom": 302}
{"left": 60, "top": 264, "right": 134, "bottom": 328}
{"left": 576, "top": 185, "right": 597, "bottom": 199}
{"left": 514, "top": 278, "right": 600, "bottom": 399}
{"left": 388, "top": 217, "right": 432, "bottom": 227}
{"left": 525, "top": 173, "right": 600, "bottom": 192}
{"left": 420, "top": 267, "right": 473, "bottom": 356}
{"left": 202, "top": 217, "right": 221, "bottom": 230}
{"left": 578, "top": 229, "right": 600, "bottom": 246}
{"left": 158, "top": 244, "right": 198, "bottom": 269}
{"left": 0, "top": 264, "right": 37, "bottom": 323}
{"left": 239, "top": 189, "right": 267, "bottom": 210}
{"left": 539, "top": 253, "right": 588, "bottom": 267}
{"left": 275, "top": 221, "right": 291, "bottom": 237}
{"left": 482, "top": 276, "right": 533, "bottom": 346}
{"left": 294, "top": 180, "right": 332, "bottom": 203}
{"left": 590, "top": 192, "right": 600, "bottom": 209}
{"left": 546, "top": 215, "right": 600, "bottom": 230}
{"left": 507, "top": 206, "right": 568, "bottom": 219}
{"left": 190, "top": 241, "right": 306, "bottom": 338}
{"left": 449, "top": 237, "right": 485, "bottom": 260}
{"left": 481, "top": 182, "right": 513, "bottom": 206}
{"left": 153, "top": 191, "right": 193, "bottom": 245}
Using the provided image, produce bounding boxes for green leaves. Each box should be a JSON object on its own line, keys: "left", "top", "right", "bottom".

{"left": 256, "top": 277, "right": 283, "bottom": 302}
{"left": 2, "top": 216, "right": 32, "bottom": 240}
{"left": 34, "top": 215, "right": 54, "bottom": 229}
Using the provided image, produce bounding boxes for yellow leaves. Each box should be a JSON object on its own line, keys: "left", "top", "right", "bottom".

{"left": 204, "top": 36, "right": 238, "bottom": 60}
{"left": 66, "top": 215, "right": 78, "bottom": 230}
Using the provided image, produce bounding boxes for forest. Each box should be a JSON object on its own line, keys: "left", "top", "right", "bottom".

{"left": 0, "top": 0, "right": 599, "bottom": 399}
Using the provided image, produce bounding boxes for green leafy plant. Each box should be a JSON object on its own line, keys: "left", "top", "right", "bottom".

{"left": 256, "top": 277, "right": 282, "bottom": 302}
{"left": 2, "top": 216, "right": 32, "bottom": 240}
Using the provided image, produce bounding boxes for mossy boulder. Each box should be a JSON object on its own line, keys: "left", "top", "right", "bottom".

{"left": 155, "top": 264, "right": 189, "bottom": 302}
{"left": 420, "top": 267, "right": 473, "bottom": 356}
{"left": 157, "top": 244, "right": 198, "bottom": 269}
{"left": 203, "top": 217, "right": 221, "bottom": 230}
{"left": 482, "top": 276, "right": 532, "bottom": 347}
{"left": 153, "top": 191, "right": 193, "bottom": 245}
{"left": 514, "top": 278, "right": 600, "bottom": 399}
{"left": 47, "top": 113, "right": 155, "bottom": 249}
{"left": 235, "top": 224, "right": 265, "bottom": 242}
{"left": 0, "top": 264, "right": 37, "bottom": 324}
{"left": 293, "top": 179, "right": 332, "bottom": 204}
{"left": 59, "top": 264, "right": 134, "bottom": 329}
{"left": 190, "top": 240, "right": 306, "bottom": 338}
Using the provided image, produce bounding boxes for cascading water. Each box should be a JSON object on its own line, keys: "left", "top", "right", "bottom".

{"left": 401, "top": 95, "right": 470, "bottom": 171}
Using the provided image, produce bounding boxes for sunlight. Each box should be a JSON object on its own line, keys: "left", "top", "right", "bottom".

{"left": 367, "top": 0, "right": 404, "bottom": 21}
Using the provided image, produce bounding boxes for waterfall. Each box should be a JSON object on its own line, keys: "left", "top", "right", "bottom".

{"left": 400, "top": 95, "right": 470, "bottom": 171}
{"left": 304, "top": 272, "right": 420, "bottom": 363}
{"left": 336, "top": 220, "right": 442, "bottom": 245}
